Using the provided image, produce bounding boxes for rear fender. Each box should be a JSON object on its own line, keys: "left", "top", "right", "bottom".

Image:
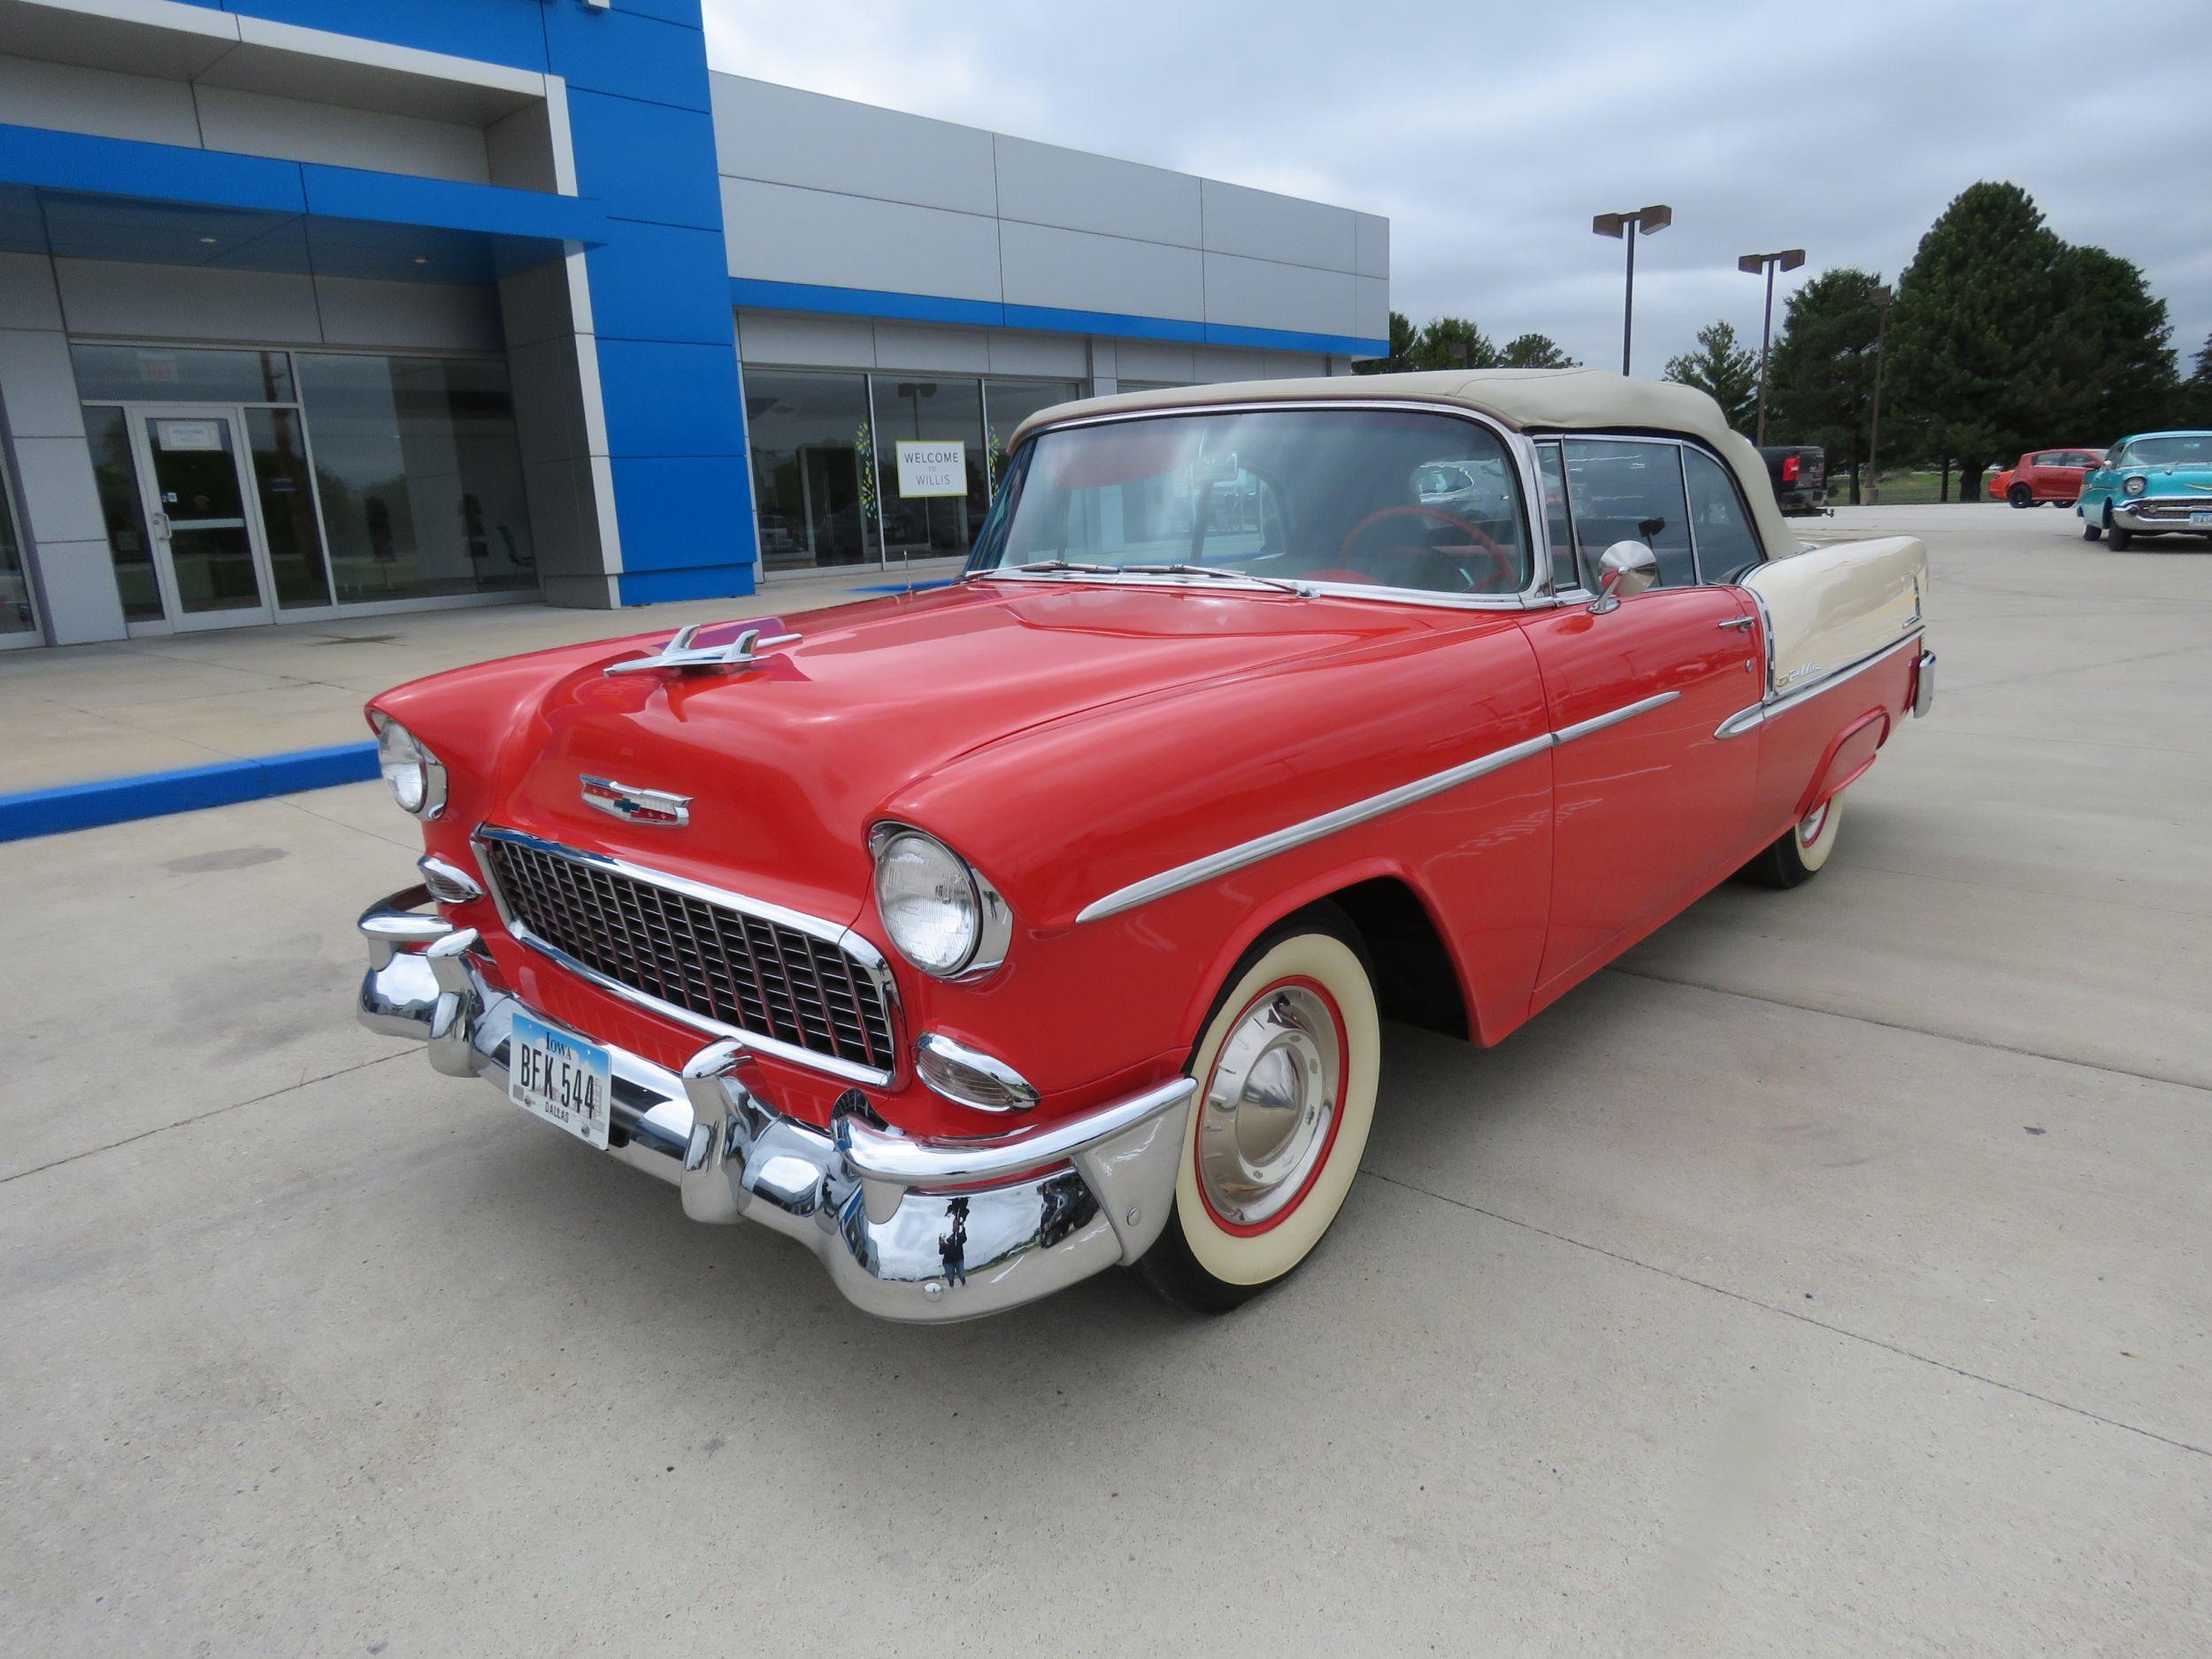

{"left": 1797, "top": 708, "right": 1889, "bottom": 820}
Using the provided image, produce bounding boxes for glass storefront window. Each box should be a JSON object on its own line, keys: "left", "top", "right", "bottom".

{"left": 873, "top": 376, "right": 987, "bottom": 564}
{"left": 1, "top": 460, "right": 32, "bottom": 636}
{"left": 744, "top": 371, "right": 876, "bottom": 572}
{"left": 245, "top": 407, "right": 332, "bottom": 608}
{"left": 982, "top": 379, "right": 1082, "bottom": 489}
{"left": 71, "top": 344, "right": 294, "bottom": 404}
{"left": 297, "top": 354, "right": 534, "bottom": 603}
{"left": 83, "top": 405, "right": 164, "bottom": 621}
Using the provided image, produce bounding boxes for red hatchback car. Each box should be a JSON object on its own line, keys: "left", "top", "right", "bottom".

{"left": 1988, "top": 448, "right": 2107, "bottom": 507}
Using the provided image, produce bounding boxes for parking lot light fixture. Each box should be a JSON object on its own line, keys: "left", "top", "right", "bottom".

{"left": 1593, "top": 204, "right": 1672, "bottom": 375}
{"left": 1739, "top": 248, "right": 1807, "bottom": 444}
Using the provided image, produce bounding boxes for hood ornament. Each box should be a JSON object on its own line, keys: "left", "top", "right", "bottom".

{"left": 605, "top": 619, "right": 802, "bottom": 677}
{"left": 580, "top": 777, "right": 690, "bottom": 826}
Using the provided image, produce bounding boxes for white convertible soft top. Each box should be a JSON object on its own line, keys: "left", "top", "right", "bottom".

{"left": 1009, "top": 367, "right": 1796, "bottom": 562}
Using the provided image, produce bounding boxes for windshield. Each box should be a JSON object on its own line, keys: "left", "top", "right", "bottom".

{"left": 2120, "top": 434, "right": 2212, "bottom": 467}
{"left": 971, "top": 408, "right": 1532, "bottom": 596}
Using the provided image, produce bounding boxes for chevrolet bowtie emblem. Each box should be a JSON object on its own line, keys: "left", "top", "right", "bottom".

{"left": 580, "top": 777, "right": 690, "bottom": 826}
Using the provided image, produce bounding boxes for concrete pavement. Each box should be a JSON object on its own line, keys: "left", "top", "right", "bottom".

{"left": 3, "top": 503, "right": 2207, "bottom": 1655}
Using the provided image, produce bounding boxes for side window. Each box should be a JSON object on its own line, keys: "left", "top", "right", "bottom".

{"left": 1534, "top": 441, "right": 1578, "bottom": 589}
{"left": 1561, "top": 438, "right": 1695, "bottom": 588}
{"left": 1682, "top": 447, "right": 1763, "bottom": 580}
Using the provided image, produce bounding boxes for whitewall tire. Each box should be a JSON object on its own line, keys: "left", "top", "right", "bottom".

{"left": 1740, "top": 789, "right": 1845, "bottom": 890}
{"left": 1133, "top": 911, "right": 1380, "bottom": 1311}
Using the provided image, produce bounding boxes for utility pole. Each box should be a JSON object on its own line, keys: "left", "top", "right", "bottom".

{"left": 1738, "top": 249, "right": 1806, "bottom": 445}
{"left": 1593, "top": 205, "right": 1672, "bottom": 375}
{"left": 1866, "top": 284, "right": 1894, "bottom": 505}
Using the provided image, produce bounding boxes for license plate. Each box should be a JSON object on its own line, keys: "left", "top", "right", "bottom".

{"left": 507, "top": 1011, "right": 611, "bottom": 1149}
{"left": 2191, "top": 510, "right": 2212, "bottom": 526}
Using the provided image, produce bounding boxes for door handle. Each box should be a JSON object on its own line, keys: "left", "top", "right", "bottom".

{"left": 1717, "top": 616, "right": 1755, "bottom": 631}
{"left": 151, "top": 512, "right": 172, "bottom": 541}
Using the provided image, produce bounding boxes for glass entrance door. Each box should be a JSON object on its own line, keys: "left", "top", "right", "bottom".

{"left": 130, "top": 407, "right": 274, "bottom": 629}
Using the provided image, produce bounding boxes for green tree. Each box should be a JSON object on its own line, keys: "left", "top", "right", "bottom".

{"left": 1410, "top": 316, "right": 1500, "bottom": 370}
{"left": 1354, "top": 310, "right": 1419, "bottom": 375}
{"left": 1500, "top": 333, "right": 1576, "bottom": 369}
{"left": 1664, "top": 321, "right": 1759, "bottom": 433}
{"left": 1766, "top": 267, "right": 1886, "bottom": 502}
{"left": 1888, "top": 181, "right": 2070, "bottom": 500}
{"left": 2182, "top": 333, "right": 2212, "bottom": 427}
{"left": 2046, "top": 246, "right": 2178, "bottom": 440}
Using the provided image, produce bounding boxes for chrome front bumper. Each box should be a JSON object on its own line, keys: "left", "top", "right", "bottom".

{"left": 357, "top": 886, "right": 1194, "bottom": 1322}
{"left": 2113, "top": 500, "right": 2212, "bottom": 533}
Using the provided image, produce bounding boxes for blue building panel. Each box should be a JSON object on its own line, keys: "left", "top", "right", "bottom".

{"left": 595, "top": 339, "right": 747, "bottom": 458}
{"left": 298, "top": 165, "right": 607, "bottom": 245}
{"left": 565, "top": 90, "right": 722, "bottom": 232}
{"left": 586, "top": 221, "right": 739, "bottom": 345}
{"left": 0, "top": 122, "right": 306, "bottom": 215}
{"left": 541, "top": 3, "right": 712, "bottom": 111}
{"left": 610, "top": 456, "right": 758, "bottom": 591}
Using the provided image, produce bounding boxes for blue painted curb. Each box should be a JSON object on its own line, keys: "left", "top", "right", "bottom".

{"left": 0, "top": 741, "right": 380, "bottom": 843}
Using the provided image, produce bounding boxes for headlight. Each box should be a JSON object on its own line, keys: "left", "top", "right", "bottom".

{"left": 870, "top": 826, "right": 1010, "bottom": 979}
{"left": 2124, "top": 475, "right": 2147, "bottom": 496}
{"left": 373, "top": 713, "right": 446, "bottom": 818}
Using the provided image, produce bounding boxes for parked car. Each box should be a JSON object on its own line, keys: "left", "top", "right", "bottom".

{"left": 1756, "top": 444, "right": 1828, "bottom": 514}
{"left": 2077, "top": 431, "right": 2212, "bottom": 549}
{"left": 1986, "top": 447, "right": 2106, "bottom": 507}
{"left": 356, "top": 371, "right": 1933, "bottom": 1322}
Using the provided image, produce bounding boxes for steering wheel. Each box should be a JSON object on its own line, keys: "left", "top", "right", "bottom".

{"left": 1336, "top": 504, "right": 1517, "bottom": 592}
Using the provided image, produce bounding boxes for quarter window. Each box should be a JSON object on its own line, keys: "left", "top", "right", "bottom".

{"left": 1682, "top": 446, "right": 1763, "bottom": 580}
{"left": 1560, "top": 439, "right": 1695, "bottom": 588}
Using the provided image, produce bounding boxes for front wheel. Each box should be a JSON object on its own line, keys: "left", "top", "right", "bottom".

{"left": 2108, "top": 520, "right": 2133, "bottom": 550}
{"left": 1740, "top": 791, "right": 1845, "bottom": 890}
{"left": 1133, "top": 910, "right": 1380, "bottom": 1313}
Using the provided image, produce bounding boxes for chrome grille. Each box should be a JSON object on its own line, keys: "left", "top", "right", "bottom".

{"left": 480, "top": 831, "right": 895, "bottom": 1079}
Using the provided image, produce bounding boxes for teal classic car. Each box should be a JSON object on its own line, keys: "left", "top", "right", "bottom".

{"left": 2078, "top": 431, "right": 2212, "bottom": 549}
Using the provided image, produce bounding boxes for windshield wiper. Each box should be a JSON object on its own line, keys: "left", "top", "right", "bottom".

{"left": 1118, "top": 563, "right": 1312, "bottom": 595}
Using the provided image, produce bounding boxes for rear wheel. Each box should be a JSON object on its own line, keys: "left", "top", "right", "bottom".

{"left": 1133, "top": 910, "right": 1380, "bottom": 1313}
{"left": 1740, "top": 791, "right": 1845, "bottom": 890}
{"left": 2008, "top": 485, "right": 2032, "bottom": 509}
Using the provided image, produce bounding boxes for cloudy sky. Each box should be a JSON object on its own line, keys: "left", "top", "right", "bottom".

{"left": 701, "top": 0, "right": 2212, "bottom": 375}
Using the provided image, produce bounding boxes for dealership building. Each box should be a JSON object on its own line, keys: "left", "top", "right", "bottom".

{"left": 0, "top": 0, "right": 1389, "bottom": 649}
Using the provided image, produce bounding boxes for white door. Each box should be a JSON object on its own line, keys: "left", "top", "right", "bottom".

{"left": 130, "top": 406, "right": 278, "bottom": 632}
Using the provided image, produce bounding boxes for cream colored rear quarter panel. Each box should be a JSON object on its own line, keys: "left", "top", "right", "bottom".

{"left": 1743, "top": 535, "right": 1926, "bottom": 690}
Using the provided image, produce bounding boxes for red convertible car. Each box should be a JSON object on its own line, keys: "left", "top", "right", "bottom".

{"left": 357, "top": 370, "right": 1933, "bottom": 1321}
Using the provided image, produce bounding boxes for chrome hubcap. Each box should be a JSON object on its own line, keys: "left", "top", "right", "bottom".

{"left": 1196, "top": 984, "right": 1341, "bottom": 1228}
{"left": 1798, "top": 802, "right": 1830, "bottom": 845}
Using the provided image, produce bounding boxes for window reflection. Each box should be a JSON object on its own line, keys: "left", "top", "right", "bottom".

{"left": 874, "top": 378, "right": 987, "bottom": 564}
{"left": 83, "top": 405, "right": 164, "bottom": 622}
{"left": 297, "top": 354, "right": 534, "bottom": 603}
{"left": 744, "top": 370, "right": 874, "bottom": 571}
{"left": 0, "top": 459, "right": 31, "bottom": 635}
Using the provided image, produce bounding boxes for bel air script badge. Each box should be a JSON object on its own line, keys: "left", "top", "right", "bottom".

{"left": 580, "top": 776, "right": 690, "bottom": 827}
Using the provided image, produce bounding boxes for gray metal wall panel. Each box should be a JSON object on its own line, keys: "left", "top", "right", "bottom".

{"left": 710, "top": 73, "right": 996, "bottom": 217}
{"left": 1353, "top": 275, "right": 1389, "bottom": 342}
{"left": 0, "top": 253, "right": 65, "bottom": 332}
{"left": 1202, "top": 251, "right": 1355, "bottom": 338}
{"left": 721, "top": 177, "right": 1003, "bottom": 303}
{"left": 312, "top": 276, "right": 503, "bottom": 351}
{"left": 0, "top": 329, "right": 85, "bottom": 439}
{"left": 999, "top": 220, "right": 1202, "bottom": 321}
{"left": 992, "top": 134, "right": 1201, "bottom": 245}
{"left": 1201, "top": 180, "right": 1357, "bottom": 273}
{"left": 7, "top": 434, "right": 106, "bottom": 543}
{"left": 192, "top": 84, "right": 490, "bottom": 183}
{"left": 53, "top": 259, "right": 325, "bottom": 342}
{"left": 983, "top": 330, "right": 1087, "bottom": 378}
{"left": 1354, "top": 212, "right": 1389, "bottom": 280}
{"left": 872, "top": 322, "right": 989, "bottom": 373}
{"left": 1114, "top": 340, "right": 1197, "bottom": 382}
{"left": 735, "top": 311, "right": 877, "bottom": 370}
{"left": 0, "top": 51, "right": 200, "bottom": 145}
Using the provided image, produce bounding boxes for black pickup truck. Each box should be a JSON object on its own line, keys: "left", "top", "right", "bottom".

{"left": 1756, "top": 445, "right": 1829, "bottom": 516}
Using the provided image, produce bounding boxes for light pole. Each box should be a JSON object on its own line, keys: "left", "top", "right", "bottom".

{"left": 1737, "top": 248, "right": 1805, "bottom": 445}
{"left": 1592, "top": 204, "right": 1672, "bottom": 375}
{"left": 1866, "top": 284, "right": 1893, "bottom": 505}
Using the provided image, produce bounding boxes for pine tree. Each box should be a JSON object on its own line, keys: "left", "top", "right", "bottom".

{"left": 1664, "top": 321, "right": 1760, "bottom": 434}
{"left": 2185, "top": 334, "right": 2212, "bottom": 427}
{"left": 1766, "top": 268, "right": 1886, "bottom": 501}
{"left": 2046, "top": 246, "right": 2177, "bottom": 441}
{"left": 1411, "top": 317, "right": 1500, "bottom": 370}
{"left": 1354, "top": 311, "right": 1420, "bottom": 375}
{"left": 1500, "top": 333, "right": 1576, "bottom": 369}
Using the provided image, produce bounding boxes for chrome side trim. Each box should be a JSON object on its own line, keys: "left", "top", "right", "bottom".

{"left": 915, "top": 1032, "right": 1041, "bottom": 1112}
{"left": 1715, "top": 629, "right": 1924, "bottom": 740}
{"left": 1077, "top": 689, "right": 1680, "bottom": 924}
{"left": 472, "top": 825, "right": 900, "bottom": 1087}
{"left": 417, "top": 853, "right": 482, "bottom": 904}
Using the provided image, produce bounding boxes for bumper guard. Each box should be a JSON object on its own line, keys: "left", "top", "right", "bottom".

{"left": 357, "top": 886, "right": 1194, "bottom": 1322}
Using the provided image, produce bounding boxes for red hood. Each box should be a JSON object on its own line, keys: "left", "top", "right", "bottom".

{"left": 378, "top": 581, "right": 1448, "bottom": 921}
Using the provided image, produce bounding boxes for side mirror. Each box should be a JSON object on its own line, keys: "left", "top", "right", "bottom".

{"left": 1589, "top": 541, "right": 1658, "bottom": 613}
